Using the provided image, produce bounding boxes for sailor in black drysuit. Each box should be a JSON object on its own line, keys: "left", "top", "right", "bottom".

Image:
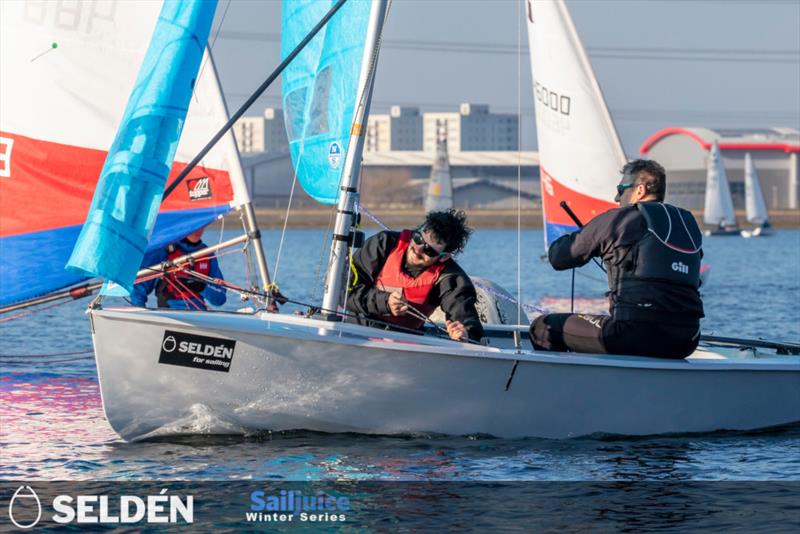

{"left": 531, "top": 159, "right": 704, "bottom": 359}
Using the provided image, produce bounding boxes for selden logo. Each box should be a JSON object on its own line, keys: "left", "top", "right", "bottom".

{"left": 7, "top": 487, "right": 192, "bottom": 527}
{"left": 9, "top": 485, "right": 42, "bottom": 529}
{"left": 159, "top": 330, "right": 236, "bottom": 373}
{"left": 187, "top": 176, "right": 212, "bottom": 201}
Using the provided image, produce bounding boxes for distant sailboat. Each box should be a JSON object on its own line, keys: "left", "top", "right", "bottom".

{"left": 740, "top": 153, "right": 772, "bottom": 238}
{"left": 703, "top": 141, "right": 740, "bottom": 236}
{"left": 424, "top": 135, "right": 454, "bottom": 212}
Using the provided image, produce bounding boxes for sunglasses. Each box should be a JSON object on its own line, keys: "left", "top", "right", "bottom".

{"left": 616, "top": 183, "right": 635, "bottom": 197}
{"left": 411, "top": 231, "right": 447, "bottom": 258}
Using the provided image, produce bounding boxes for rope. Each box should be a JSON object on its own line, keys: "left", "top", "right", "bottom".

{"left": 2, "top": 355, "right": 94, "bottom": 365}
{"left": 356, "top": 201, "right": 391, "bottom": 231}
{"left": 160, "top": 268, "right": 204, "bottom": 311}
{"left": 0, "top": 298, "right": 75, "bottom": 323}
{"left": 0, "top": 349, "right": 93, "bottom": 359}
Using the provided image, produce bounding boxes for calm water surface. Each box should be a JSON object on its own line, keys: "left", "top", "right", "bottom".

{"left": 2, "top": 229, "right": 799, "bottom": 482}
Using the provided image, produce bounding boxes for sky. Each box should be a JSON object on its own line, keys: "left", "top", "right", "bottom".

{"left": 209, "top": 0, "right": 800, "bottom": 155}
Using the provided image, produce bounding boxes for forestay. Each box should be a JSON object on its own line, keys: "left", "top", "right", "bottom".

{"left": 0, "top": 0, "right": 247, "bottom": 306}
{"left": 525, "top": 0, "right": 624, "bottom": 247}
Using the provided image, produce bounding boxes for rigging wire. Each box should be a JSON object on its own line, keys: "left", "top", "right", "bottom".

{"left": 312, "top": 207, "right": 337, "bottom": 303}
{"left": 271, "top": 143, "right": 304, "bottom": 287}
{"left": 216, "top": 31, "right": 800, "bottom": 62}
{"left": 516, "top": 0, "right": 523, "bottom": 328}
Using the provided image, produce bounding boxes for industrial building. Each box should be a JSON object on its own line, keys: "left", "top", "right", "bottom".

{"left": 240, "top": 148, "right": 539, "bottom": 209}
{"left": 365, "top": 106, "right": 423, "bottom": 152}
{"left": 233, "top": 107, "right": 289, "bottom": 154}
{"left": 420, "top": 103, "right": 519, "bottom": 152}
{"left": 234, "top": 105, "right": 799, "bottom": 214}
{"left": 235, "top": 103, "right": 519, "bottom": 156}
{"left": 640, "top": 127, "right": 799, "bottom": 210}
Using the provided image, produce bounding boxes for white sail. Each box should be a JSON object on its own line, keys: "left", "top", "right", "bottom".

{"left": 703, "top": 141, "right": 737, "bottom": 227}
{"left": 525, "top": 0, "right": 625, "bottom": 245}
{"left": 424, "top": 138, "right": 454, "bottom": 212}
{"left": 0, "top": 1, "right": 249, "bottom": 307}
{"left": 0, "top": 1, "right": 247, "bottom": 209}
{"left": 744, "top": 153, "right": 769, "bottom": 226}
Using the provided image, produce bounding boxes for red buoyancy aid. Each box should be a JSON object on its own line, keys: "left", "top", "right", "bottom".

{"left": 374, "top": 229, "right": 446, "bottom": 330}
{"left": 159, "top": 244, "right": 212, "bottom": 302}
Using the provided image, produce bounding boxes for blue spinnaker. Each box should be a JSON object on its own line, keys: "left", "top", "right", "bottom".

{"left": 66, "top": 0, "right": 217, "bottom": 294}
{"left": 281, "top": 0, "right": 371, "bottom": 205}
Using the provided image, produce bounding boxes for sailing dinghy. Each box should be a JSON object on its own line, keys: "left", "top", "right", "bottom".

{"left": 0, "top": 0, "right": 264, "bottom": 312}
{"left": 703, "top": 141, "right": 741, "bottom": 236}
{"left": 4, "top": 1, "right": 797, "bottom": 441}
{"left": 740, "top": 153, "right": 772, "bottom": 238}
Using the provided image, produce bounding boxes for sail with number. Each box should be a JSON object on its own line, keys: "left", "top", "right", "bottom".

{"left": 703, "top": 141, "right": 737, "bottom": 228}
{"left": 744, "top": 153, "right": 769, "bottom": 226}
{"left": 0, "top": 0, "right": 247, "bottom": 307}
{"left": 525, "top": 0, "right": 625, "bottom": 247}
{"left": 280, "top": 0, "right": 372, "bottom": 204}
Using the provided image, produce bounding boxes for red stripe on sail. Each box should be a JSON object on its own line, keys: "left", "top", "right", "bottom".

{"left": 540, "top": 167, "right": 617, "bottom": 227}
{"left": 0, "top": 132, "right": 234, "bottom": 237}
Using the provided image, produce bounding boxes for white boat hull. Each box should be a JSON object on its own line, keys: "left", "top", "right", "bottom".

{"left": 740, "top": 226, "right": 772, "bottom": 238}
{"left": 90, "top": 308, "right": 800, "bottom": 441}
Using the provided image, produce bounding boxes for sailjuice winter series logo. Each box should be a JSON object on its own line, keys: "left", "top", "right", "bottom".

{"left": 247, "top": 489, "right": 349, "bottom": 524}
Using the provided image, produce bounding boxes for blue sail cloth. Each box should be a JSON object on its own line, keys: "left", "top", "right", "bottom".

{"left": 66, "top": 0, "right": 217, "bottom": 294}
{"left": 281, "top": 0, "right": 371, "bottom": 205}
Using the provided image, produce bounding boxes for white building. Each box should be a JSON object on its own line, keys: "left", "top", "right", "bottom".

{"left": 422, "top": 103, "right": 519, "bottom": 153}
{"left": 366, "top": 106, "right": 423, "bottom": 152}
{"left": 641, "top": 127, "right": 800, "bottom": 210}
{"left": 233, "top": 107, "right": 289, "bottom": 154}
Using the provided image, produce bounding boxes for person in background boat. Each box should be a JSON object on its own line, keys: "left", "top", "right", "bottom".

{"left": 131, "top": 226, "right": 226, "bottom": 310}
{"left": 531, "top": 159, "right": 704, "bottom": 359}
{"left": 347, "top": 209, "right": 484, "bottom": 342}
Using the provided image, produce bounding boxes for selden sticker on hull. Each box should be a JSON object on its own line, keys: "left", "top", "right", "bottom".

{"left": 159, "top": 330, "right": 236, "bottom": 373}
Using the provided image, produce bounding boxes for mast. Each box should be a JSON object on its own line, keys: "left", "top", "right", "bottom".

{"left": 321, "top": 0, "right": 390, "bottom": 318}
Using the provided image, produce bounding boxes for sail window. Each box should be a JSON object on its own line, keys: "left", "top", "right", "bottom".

{"left": 307, "top": 66, "right": 331, "bottom": 136}
{"left": 284, "top": 88, "right": 307, "bottom": 141}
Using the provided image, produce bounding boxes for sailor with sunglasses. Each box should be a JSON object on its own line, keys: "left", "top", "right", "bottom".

{"left": 530, "top": 159, "right": 705, "bottom": 359}
{"left": 346, "top": 209, "right": 484, "bottom": 342}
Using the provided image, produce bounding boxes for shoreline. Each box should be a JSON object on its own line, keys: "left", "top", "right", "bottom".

{"left": 216, "top": 208, "right": 800, "bottom": 230}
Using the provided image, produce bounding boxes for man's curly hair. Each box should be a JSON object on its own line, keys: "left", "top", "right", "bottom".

{"left": 421, "top": 209, "right": 473, "bottom": 254}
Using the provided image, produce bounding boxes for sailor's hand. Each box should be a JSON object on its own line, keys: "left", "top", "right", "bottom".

{"left": 446, "top": 320, "right": 467, "bottom": 341}
{"left": 388, "top": 291, "right": 408, "bottom": 316}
